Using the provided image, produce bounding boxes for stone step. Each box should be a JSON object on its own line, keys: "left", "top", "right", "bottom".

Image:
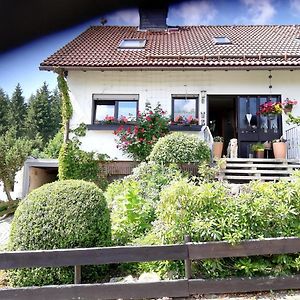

{"left": 223, "top": 175, "right": 291, "bottom": 181}
{"left": 223, "top": 169, "right": 291, "bottom": 175}
{"left": 225, "top": 158, "right": 300, "bottom": 163}
{"left": 225, "top": 163, "right": 300, "bottom": 169}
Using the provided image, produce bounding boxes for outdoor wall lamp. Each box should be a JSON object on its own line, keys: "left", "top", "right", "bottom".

{"left": 201, "top": 90, "right": 207, "bottom": 104}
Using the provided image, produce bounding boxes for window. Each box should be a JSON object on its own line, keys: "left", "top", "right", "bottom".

{"left": 119, "top": 39, "right": 146, "bottom": 49}
{"left": 213, "top": 36, "right": 231, "bottom": 45}
{"left": 172, "top": 95, "right": 199, "bottom": 122}
{"left": 92, "top": 94, "right": 139, "bottom": 124}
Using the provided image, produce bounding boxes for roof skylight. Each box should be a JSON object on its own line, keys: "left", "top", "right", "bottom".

{"left": 119, "top": 39, "right": 146, "bottom": 49}
{"left": 213, "top": 36, "right": 231, "bottom": 45}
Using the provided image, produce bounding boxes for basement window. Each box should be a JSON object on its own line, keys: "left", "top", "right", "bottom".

{"left": 119, "top": 39, "right": 146, "bottom": 49}
{"left": 92, "top": 94, "right": 139, "bottom": 124}
{"left": 213, "top": 36, "right": 231, "bottom": 45}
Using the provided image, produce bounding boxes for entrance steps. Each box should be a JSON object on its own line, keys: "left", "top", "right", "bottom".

{"left": 219, "top": 158, "right": 300, "bottom": 182}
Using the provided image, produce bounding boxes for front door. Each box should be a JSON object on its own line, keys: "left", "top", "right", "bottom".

{"left": 237, "top": 95, "right": 282, "bottom": 158}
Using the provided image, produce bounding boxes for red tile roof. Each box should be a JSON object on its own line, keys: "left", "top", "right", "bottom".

{"left": 40, "top": 25, "right": 300, "bottom": 70}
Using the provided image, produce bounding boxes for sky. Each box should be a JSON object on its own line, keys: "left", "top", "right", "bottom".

{"left": 1, "top": 0, "right": 300, "bottom": 100}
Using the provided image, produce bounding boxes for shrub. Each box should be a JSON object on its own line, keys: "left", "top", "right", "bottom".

{"left": 58, "top": 124, "right": 108, "bottom": 190}
{"left": 105, "top": 162, "right": 183, "bottom": 245}
{"left": 148, "top": 132, "right": 211, "bottom": 164}
{"left": 7, "top": 180, "right": 111, "bottom": 286}
{"left": 114, "top": 103, "right": 169, "bottom": 161}
{"left": 139, "top": 179, "right": 300, "bottom": 278}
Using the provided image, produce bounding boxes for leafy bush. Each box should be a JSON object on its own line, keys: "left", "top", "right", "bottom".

{"left": 139, "top": 179, "right": 300, "bottom": 278}
{"left": 58, "top": 124, "right": 108, "bottom": 190}
{"left": 105, "top": 162, "right": 183, "bottom": 245}
{"left": 114, "top": 103, "right": 169, "bottom": 161}
{"left": 148, "top": 132, "right": 211, "bottom": 164}
{"left": 8, "top": 180, "right": 111, "bottom": 286}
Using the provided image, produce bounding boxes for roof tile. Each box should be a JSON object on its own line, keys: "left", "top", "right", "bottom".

{"left": 40, "top": 25, "right": 300, "bottom": 69}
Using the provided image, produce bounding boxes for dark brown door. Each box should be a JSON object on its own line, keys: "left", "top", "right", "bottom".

{"left": 237, "top": 96, "right": 282, "bottom": 158}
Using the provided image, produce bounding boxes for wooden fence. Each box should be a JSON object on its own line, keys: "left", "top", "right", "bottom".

{"left": 0, "top": 237, "right": 300, "bottom": 300}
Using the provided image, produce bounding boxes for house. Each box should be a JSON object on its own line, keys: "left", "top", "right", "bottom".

{"left": 40, "top": 8, "right": 300, "bottom": 160}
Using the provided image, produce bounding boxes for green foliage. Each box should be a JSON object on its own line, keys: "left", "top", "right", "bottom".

{"left": 8, "top": 84, "right": 27, "bottom": 137}
{"left": 7, "top": 180, "right": 111, "bottom": 286}
{"left": 139, "top": 179, "right": 300, "bottom": 278}
{"left": 58, "top": 125, "right": 108, "bottom": 190}
{"left": 43, "top": 130, "right": 63, "bottom": 158}
{"left": 0, "top": 129, "right": 33, "bottom": 201}
{"left": 0, "top": 88, "right": 10, "bottom": 135}
{"left": 114, "top": 103, "right": 169, "bottom": 161}
{"left": 25, "top": 83, "right": 61, "bottom": 146}
{"left": 105, "top": 162, "right": 183, "bottom": 245}
{"left": 251, "top": 142, "right": 265, "bottom": 152}
{"left": 56, "top": 70, "right": 72, "bottom": 125}
{"left": 148, "top": 132, "right": 211, "bottom": 164}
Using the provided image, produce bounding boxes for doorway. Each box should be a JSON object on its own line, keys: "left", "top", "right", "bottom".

{"left": 208, "top": 95, "right": 237, "bottom": 157}
{"left": 208, "top": 95, "right": 283, "bottom": 158}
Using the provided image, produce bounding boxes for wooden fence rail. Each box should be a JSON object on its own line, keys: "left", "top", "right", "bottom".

{"left": 0, "top": 237, "right": 300, "bottom": 300}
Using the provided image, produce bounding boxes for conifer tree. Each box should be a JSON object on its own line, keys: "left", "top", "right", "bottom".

{"left": 0, "top": 88, "right": 10, "bottom": 135}
{"left": 8, "top": 83, "right": 27, "bottom": 137}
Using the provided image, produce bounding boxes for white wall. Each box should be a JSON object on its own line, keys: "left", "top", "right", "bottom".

{"left": 67, "top": 69, "right": 300, "bottom": 160}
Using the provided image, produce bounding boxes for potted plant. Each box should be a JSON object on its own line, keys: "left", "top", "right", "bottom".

{"left": 272, "top": 136, "right": 287, "bottom": 159}
{"left": 282, "top": 98, "right": 297, "bottom": 114}
{"left": 251, "top": 142, "right": 265, "bottom": 158}
{"left": 213, "top": 136, "right": 224, "bottom": 159}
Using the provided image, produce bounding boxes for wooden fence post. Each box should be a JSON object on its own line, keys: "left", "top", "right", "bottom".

{"left": 184, "top": 235, "right": 192, "bottom": 279}
{"left": 74, "top": 265, "right": 81, "bottom": 284}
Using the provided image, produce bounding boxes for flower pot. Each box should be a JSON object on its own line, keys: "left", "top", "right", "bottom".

{"left": 255, "top": 150, "right": 264, "bottom": 158}
{"left": 273, "top": 142, "right": 287, "bottom": 159}
{"left": 213, "top": 142, "right": 223, "bottom": 159}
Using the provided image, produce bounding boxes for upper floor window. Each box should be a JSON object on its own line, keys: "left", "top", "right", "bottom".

{"left": 119, "top": 39, "right": 146, "bottom": 49}
{"left": 172, "top": 95, "right": 199, "bottom": 124}
{"left": 92, "top": 94, "right": 139, "bottom": 124}
{"left": 213, "top": 36, "right": 231, "bottom": 45}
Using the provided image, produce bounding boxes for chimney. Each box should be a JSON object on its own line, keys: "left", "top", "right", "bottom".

{"left": 139, "top": 6, "right": 168, "bottom": 31}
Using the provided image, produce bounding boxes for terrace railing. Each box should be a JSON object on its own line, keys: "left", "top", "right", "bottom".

{"left": 286, "top": 125, "right": 300, "bottom": 159}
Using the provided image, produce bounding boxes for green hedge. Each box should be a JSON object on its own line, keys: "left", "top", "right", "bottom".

{"left": 8, "top": 180, "right": 111, "bottom": 287}
{"left": 139, "top": 179, "right": 300, "bottom": 278}
{"left": 148, "top": 132, "right": 210, "bottom": 164}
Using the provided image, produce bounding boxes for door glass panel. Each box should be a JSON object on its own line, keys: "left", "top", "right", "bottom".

{"left": 238, "top": 97, "right": 257, "bottom": 129}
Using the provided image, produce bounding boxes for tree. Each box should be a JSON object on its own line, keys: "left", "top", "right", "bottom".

{"left": 0, "top": 129, "right": 33, "bottom": 201}
{"left": 49, "top": 88, "right": 62, "bottom": 137}
{"left": 25, "top": 83, "right": 52, "bottom": 142}
{"left": 0, "top": 88, "right": 10, "bottom": 135}
{"left": 25, "top": 82, "right": 61, "bottom": 146}
{"left": 8, "top": 84, "right": 27, "bottom": 137}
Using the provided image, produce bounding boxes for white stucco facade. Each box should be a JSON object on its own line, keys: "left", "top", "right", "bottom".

{"left": 67, "top": 69, "right": 300, "bottom": 160}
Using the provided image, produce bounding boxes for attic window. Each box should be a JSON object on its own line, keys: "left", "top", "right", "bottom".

{"left": 213, "top": 36, "right": 231, "bottom": 45}
{"left": 119, "top": 39, "right": 146, "bottom": 49}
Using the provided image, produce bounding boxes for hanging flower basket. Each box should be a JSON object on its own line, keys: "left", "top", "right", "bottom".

{"left": 257, "top": 101, "right": 282, "bottom": 116}
{"left": 282, "top": 98, "right": 297, "bottom": 114}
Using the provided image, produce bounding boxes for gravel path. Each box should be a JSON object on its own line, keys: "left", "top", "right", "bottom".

{"left": 0, "top": 216, "right": 13, "bottom": 249}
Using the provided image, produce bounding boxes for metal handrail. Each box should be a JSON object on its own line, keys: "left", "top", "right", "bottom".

{"left": 286, "top": 125, "right": 300, "bottom": 159}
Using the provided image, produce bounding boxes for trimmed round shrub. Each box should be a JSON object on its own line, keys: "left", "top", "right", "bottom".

{"left": 8, "top": 180, "right": 111, "bottom": 287}
{"left": 105, "top": 162, "right": 183, "bottom": 245}
{"left": 148, "top": 132, "right": 211, "bottom": 164}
